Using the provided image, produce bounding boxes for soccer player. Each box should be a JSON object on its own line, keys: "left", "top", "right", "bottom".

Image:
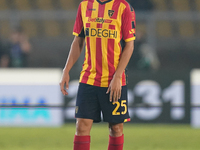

{"left": 60, "top": 0, "right": 136, "bottom": 150}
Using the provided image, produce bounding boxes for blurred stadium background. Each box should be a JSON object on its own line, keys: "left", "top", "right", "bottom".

{"left": 0, "top": 0, "right": 200, "bottom": 149}
{"left": 0, "top": 0, "right": 200, "bottom": 68}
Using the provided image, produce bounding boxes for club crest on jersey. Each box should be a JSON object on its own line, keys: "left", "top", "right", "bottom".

{"left": 108, "top": 10, "right": 114, "bottom": 18}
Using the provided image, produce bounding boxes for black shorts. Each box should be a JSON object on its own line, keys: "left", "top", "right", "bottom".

{"left": 75, "top": 83, "right": 130, "bottom": 123}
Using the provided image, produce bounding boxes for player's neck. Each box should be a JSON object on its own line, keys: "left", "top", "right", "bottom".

{"left": 97, "top": 0, "right": 113, "bottom": 4}
{"left": 97, "top": 0, "right": 112, "bottom": 3}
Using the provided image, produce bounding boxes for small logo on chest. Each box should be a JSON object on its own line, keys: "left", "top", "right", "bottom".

{"left": 108, "top": 10, "right": 115, "bottom": 18}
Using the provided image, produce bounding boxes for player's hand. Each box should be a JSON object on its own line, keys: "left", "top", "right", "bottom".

{"left": 106, "top": 75, "right": 122, "bottom": 103}
{"left": 59, "top": 71, "right": 70, "bottom": 96}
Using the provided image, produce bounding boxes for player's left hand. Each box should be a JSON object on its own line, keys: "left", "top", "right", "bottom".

{"left": 106, "top": 75, "right": 122, "bottom": 103}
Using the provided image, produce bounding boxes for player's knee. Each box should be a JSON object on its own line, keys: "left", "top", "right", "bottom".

{"left": 76, "top": 119, "right": 93, "bottom": 136}
{"left": 109, "top": 123, "right": 123, "bottom": 137}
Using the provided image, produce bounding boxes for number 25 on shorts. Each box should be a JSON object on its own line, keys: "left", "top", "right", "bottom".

{"left": 112, "top": 100, "right": 127, "bottom": 115}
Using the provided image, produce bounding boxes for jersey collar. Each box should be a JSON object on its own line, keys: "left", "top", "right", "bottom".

{"left": 96, "top": 0, "right": 113, "bottom": 5}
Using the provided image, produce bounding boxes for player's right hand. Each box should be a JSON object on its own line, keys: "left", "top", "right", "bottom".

{"left": 59, "top": 71, "right": 70, "bottom": 95}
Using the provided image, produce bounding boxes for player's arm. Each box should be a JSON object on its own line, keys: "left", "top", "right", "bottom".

{"left": 107, "top": 4, "right": 136, "bottom": 102}
{"left": 106, "top": 41, "right": 134, "bottom": 102}
{"left": 60, "top": 36, "right": 85, "bottom": 95}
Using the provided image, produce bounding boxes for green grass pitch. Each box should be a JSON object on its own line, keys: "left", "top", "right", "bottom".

{"left": 0, "top": 123, "right": 200, "bottom": 150}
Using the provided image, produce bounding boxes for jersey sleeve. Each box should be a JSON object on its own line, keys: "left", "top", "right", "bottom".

{"left": 73, "top": 3, "right": 85, "bottom": 38}
{"left": 121, "top": 4, "right": 136, "bottom": 42}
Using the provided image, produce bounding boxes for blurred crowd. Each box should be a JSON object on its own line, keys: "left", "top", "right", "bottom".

{"left": 0, "top": 27, "right": 31, "bottom": 68}
{"left": 127, "top": 0, "right": 154, "bottom": 12}
{"left": 0, "top": 0, "right": 160, "bottom": 71}
{"left": 127, "top": 0, "right": 160, "bottom": 71}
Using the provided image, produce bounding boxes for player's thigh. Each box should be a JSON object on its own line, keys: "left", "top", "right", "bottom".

{"left": 75, "top": 83, "right": 101, "bottom": 122}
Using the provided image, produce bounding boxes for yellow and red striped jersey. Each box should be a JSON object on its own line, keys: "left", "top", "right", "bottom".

{"left": 73, "top": 0, "right": 136, "bottom": 87}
